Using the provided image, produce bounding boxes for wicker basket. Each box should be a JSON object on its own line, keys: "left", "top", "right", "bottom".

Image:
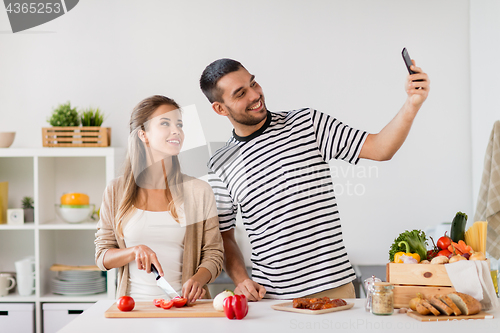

{"left": 42, "top": 127, "right": 111, "bottom": 147}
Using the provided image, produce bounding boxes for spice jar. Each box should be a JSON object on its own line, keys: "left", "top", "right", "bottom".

{"left": 371, "top": 282, "right": 394, "bottom": 315}
{"left": 363, "top": 275, "right": 381, "bottom": 312}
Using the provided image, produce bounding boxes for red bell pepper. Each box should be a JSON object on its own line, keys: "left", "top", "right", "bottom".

{"left": 223, "top": 294, "right": 248, "bottom": 320}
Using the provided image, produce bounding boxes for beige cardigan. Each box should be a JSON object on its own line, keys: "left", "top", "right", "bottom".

{"left": 94, "top": 175, "right": 224, "bottom": 298}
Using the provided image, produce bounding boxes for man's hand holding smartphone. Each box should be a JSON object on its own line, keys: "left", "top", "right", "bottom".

{"left": 401, "top": 47, "right": 429, "bottom": 108}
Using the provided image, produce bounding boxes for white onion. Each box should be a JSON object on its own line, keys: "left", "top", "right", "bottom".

{"left": 213, "top": 290, "right": 235, "bottom": 311}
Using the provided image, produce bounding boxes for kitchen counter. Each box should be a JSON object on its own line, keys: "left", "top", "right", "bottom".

{"left": 59, "top": 299, "right": 500, "bottom": 333}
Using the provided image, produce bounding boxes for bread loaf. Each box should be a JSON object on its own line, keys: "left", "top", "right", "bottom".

{"left": 415, "top": 302, "right": 430, "bottom": 315}
{"left": 420, "top": 299, "right": 440, "bottom": 316}
{"left": 439, "top": 295, "right": 462, "bottom": 316}
{"left": 447, "top": 292, "right": 482, "bottom": 315}
{"left": 429, "top": 296, "right": 454, "bottom": 316}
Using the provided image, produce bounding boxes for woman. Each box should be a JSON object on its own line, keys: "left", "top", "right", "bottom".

{"left": 95, "top": 95, "right": 223, "bottom": 303}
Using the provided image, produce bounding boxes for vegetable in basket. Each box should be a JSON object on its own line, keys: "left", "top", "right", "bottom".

{"left": 389, "top": 229, "right": 428, "bottom": 262}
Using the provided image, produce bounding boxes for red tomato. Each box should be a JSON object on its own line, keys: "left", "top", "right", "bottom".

{"left": 153, "top": 299, "right": 164, "bottom": 308}
{"left": 438, "top": 249, "right": 452, "bottom": 257}
{"left": 437, "top": 233, "right": 452, "bottom": 250}
{"left": 172, "top": 297, "right": 187, "bottom": 308}
{"left": 161, "top": 299, "right": 174, "bottom": 309}
{"left": 117, "top": 296, "right": 135, "bottom": 312}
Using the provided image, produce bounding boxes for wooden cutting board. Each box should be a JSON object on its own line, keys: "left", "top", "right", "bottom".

{"left": 407, "top": 310, "right": 494, "bottom": 321}
{"left": 271, "top": 302, "right": 354, "bottom": 315}
{"left": 105, "top": 300, "right": 226, "bottom": 318}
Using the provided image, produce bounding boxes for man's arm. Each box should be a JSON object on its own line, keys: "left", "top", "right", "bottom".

{"left": 359, "top": 60, "right": 430, "bottom": 161}
{"left": 221, "top": 229, "right": 266, "bottom": 301}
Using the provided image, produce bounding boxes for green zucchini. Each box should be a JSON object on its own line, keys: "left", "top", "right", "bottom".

{"left": 450, "top": 211, "right": 468, "bottom": 242}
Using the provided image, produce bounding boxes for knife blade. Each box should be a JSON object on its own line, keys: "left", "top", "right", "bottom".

{"left": 151, "top": 264, "right": 180, "bottom": 300}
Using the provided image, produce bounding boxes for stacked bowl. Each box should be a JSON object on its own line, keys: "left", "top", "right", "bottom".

{"left": 55, "top": 193, "right": 94, "bottom": 223}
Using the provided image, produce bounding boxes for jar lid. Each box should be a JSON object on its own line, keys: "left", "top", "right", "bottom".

{"left": 364, "top": 275, "right": 381, "bottom": 283}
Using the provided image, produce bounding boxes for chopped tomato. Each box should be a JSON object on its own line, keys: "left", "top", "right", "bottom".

{"left": 161, "top": 299, "right": 174, "bottom": 309}
{"left": 153, "top": 299, "right": 164, "bottom": 308}
{"left": 172, "top": 297, "right": 188, "bottom": 308}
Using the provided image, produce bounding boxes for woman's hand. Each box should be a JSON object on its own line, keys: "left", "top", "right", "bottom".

{"left": 182, "top": 277, "right": 206, "bottom": 304}
{"left": 133, "top": 245, "right": 164, "bottom": 276}
{"left": 182, "top": 267, "right": 211, "bottom": 304}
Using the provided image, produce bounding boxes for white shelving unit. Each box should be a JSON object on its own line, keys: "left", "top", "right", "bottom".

{"left": 0, "top": 147, "right": 125, "bottom": 333}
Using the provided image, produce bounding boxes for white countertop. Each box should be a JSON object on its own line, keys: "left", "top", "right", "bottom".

{"left": 59, "top": 299, "right": 500, "bottom": 333}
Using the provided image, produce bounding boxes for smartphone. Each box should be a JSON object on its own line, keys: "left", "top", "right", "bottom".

{"left": 402, "top": 47, "right": 423, "bottom": 82}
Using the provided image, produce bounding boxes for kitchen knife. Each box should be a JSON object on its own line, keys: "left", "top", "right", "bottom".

{"left": 151, "top": 264, "right": 180, "bottom": 300}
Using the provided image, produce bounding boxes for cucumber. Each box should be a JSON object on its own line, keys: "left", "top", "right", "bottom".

{"left": 450, "top": 211, "right": 468, "bottom": 242}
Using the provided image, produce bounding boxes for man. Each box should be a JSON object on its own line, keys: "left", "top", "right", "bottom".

{"left": 200, "top": 58, "right": 429, "bottom": 301}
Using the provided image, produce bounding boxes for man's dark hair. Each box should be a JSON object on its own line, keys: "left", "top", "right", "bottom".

{"left": 200, "top": 58, "right": 244, "bottom": 103}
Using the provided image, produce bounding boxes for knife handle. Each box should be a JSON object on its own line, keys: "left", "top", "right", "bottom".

{"left": 151, "top": 264, "right": 159, "bottom": 278}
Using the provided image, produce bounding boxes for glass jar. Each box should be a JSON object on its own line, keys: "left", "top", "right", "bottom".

{"left": 363, "top": 275, "right": 381, "bottom": 312}
{"left": 371, "top": 282, "right": 394, "bottom": 315}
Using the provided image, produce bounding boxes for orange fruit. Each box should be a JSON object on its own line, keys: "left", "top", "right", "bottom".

{"left": 61, "top": 193, "right": 89, "bottom": 205}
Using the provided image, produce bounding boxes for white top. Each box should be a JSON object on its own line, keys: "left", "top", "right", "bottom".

{"left": 123, "top": 208, "right": 186, "bottom": 300}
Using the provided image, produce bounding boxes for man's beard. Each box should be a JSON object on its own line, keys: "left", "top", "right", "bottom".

{"left": 225, "top": 101, "right": 267, "bottom": 126}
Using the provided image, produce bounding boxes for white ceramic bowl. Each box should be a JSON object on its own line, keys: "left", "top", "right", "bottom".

{"left": 0, "top": 132, "right": 15, "bottom": 148}
{"left": 55, "top": 204, "right": 95, "bottom": 223}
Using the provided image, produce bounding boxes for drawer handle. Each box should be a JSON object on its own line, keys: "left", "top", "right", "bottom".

{"left": 68, "top": 310, "right": 84, "bottom": 315}
{"left": 0, "top": 311, "right": 8, "bottom": 316}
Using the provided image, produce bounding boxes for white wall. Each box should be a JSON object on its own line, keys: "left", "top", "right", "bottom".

{"left": 0, "top": 0, "right": 473, "bottom": 265}
{"left": 470, "top": 0, "right": 500, "bottom": 218}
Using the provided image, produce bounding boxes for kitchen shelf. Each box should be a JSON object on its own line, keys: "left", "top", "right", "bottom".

{"left": 0, "top": 222, "right": 35, "bottom": 230}
{"left": 0, "top": 292, "right": 37, "bottom": 302}
{"left": 0, "top": 222, "right": 99, "bottom": 230}
{"left": 38, "top": 220, "right": 98, "bottom": 230}
{"left": 0, "top": 147, "right": 125, "bottom": 333}
{"left": 40, "top": 292, "right": 109, "bottom": 302}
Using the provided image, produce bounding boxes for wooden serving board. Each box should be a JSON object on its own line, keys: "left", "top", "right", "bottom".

{"left": 407, "top": 310, "right": 494, "bottom": 322}
{"left": 105, "top": 300, "right": 225, "bottom": 318}
{"left": 271, "top": 302, "right": 354, "bottom": 315}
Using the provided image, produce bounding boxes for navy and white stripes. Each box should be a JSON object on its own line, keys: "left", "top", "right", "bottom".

{"left": 207, "top": 108, "right": 367, "bottom": 299}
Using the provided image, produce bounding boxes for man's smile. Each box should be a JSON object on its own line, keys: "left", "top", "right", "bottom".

{"left": 247, "top": 99, "right": 263, "bottom": 111}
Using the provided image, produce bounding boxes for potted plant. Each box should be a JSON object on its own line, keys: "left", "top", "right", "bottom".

{"left": 80, "top": 107, "right": 104, "bottom": 127}
{"left": 22, "top": 196, "right": 34, "bottom": 222}
{"left": 42, "top": 103, "right": 111, "bottom": 147}
{"left": 45, "top": 102, "right": 80, "bottom": 145}
{"left": 47, "top": 102, "right": 80, "bottom": 127}
{"left": 80, "top": 107, "right": 109, "bottom": 145}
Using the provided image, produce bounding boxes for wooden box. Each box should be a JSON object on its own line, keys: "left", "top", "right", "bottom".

{"left": 387, "top": 260, "right": 490, "bottom": 308}
{"left": 42, "top": 127, "right": 111, "bottom": 147}
{"left": 386, "top": 262, "right": 455, "bottom": 308}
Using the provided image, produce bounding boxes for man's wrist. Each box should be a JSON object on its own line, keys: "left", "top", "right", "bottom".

{"left": 233, "top": 275, "right": 251, "bottom": 286}
{"left": 403, "top": 100, "right": 420, "bottom": 118}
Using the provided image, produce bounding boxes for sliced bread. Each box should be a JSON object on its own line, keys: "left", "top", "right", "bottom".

{"left": 447, "top": 292, "right": 482, "bottom": 315}
{"left": 429, "top": 296, "right": 454, "bottom": 316}
{"left": 439, "top": 295, "right": 462, "bottom": 316}
{"left": 421, "top": 299, "right": 441, "bottom": 316}
{"left": 415, "top": 302, "right": 430, "bottom": 315}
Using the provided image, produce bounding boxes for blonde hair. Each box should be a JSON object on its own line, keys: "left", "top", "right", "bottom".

{"left": 115, "top": 95, "right": 184, "bottom": 238}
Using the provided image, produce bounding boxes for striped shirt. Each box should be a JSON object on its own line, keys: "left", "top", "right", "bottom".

{"left": 207, "top": 108, "right": 368, "bottom": 299}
